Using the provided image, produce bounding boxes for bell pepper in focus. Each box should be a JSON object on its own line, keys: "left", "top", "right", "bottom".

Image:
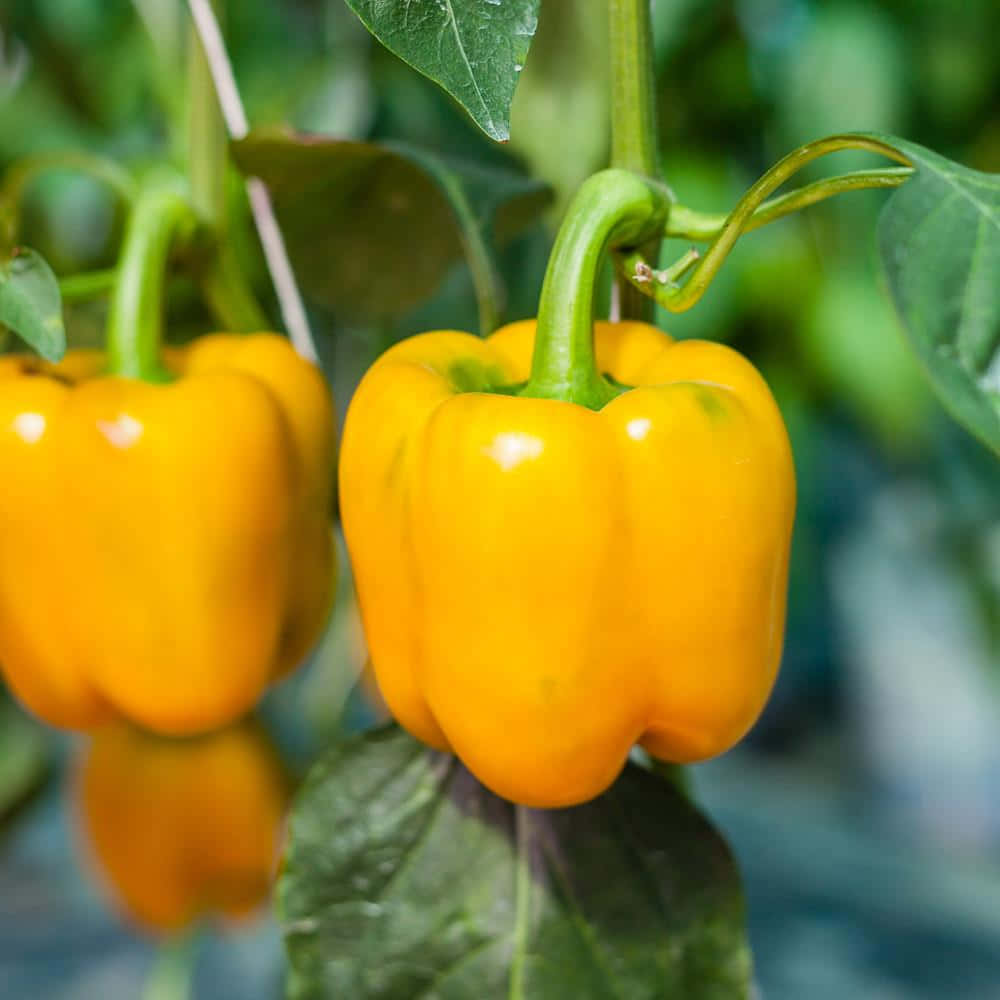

{"left": 75, "top": 720, "right": 289, "bottom": 933}
{"left": 339, "top": 170, "right": 795, "bottom": 808}
{"left": 0, "top": 333, "right": 335, "bottom": 735}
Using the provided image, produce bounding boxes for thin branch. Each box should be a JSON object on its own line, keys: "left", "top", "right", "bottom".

{"left": 59, "top": 268, "right": 118, "bottom": 303}
{"left": 620, "top": 134, "right": 914, "bottom": 313}
{"left": 4, "top": 152, "right": 135, "bottom": 209}
{"left": 186, "top": 0, "right": 318, "bottom": 362}
{"left": 666, "top": 166, "right": 913, "bottom": 241}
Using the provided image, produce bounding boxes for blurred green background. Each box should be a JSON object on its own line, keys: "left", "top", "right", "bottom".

{"left": 1, "top": 0, "right": 999, "bottom": 997}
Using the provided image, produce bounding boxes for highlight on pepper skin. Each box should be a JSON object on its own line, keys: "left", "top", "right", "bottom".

{"left": 72, "top": 718, "right": 291, "bottom": 935}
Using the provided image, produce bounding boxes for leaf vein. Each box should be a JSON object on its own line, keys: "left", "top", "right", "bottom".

{"left": 920, "top": 160, "right": 1000, "bottom": 232}
{"left": 537, "top": 836, "right": 629, "bottom": 1000}
{"left": 441, "top": 0, "right": 495, "bottom": 134}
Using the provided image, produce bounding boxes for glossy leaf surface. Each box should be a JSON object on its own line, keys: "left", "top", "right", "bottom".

{"left": 343, "top": 0, "right": 539, "bottom": 141}
{"left": 279, "top": 726, "right": 751, "bottom": 999}
{"left": 0, "top": 248, "right": 64, "bottom": 361}
{"left": 875, "top": 135, "right": 1000, "bottom": 454}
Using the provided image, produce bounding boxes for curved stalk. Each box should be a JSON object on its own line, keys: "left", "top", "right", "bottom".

{"left": 1, "top": 152, "right": 135, "bottom": 248}
{"left": 666, "top": 166, "right": 913, "bottom": 241}
{"left": 106, "top": 170, "right": 197, "bottom": 381}
{"left": 521, "top": 169, "right": 668, "bottom": 409}
{"left": 3, "top": 152, "right": 135, "bottom": 208}
{"left": 420, "top": 163, "right": 501, "bottom": 336}
{"left": 622, "top": 133, "right": 912, "bottom": 313}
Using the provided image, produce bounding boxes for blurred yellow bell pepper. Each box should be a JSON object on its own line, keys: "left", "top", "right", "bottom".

{"left": 0, "top": 333, "right": 335, "bottom": 735}
{"left": 75, "top": 719, "right": 289, "bottom": 933}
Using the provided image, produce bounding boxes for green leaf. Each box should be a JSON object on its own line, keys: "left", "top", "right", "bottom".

{"left": 0, "top": 697, "right": 49, "bottom": 827}
{"left": 874, "top": 135, "right": 1000, "bottom": 454}
{"left": 279, "top": 725, "right": 752, "bottom": 1000}
{"left": 0, "top": 247, "right": 66, "bottom": 361}
{"left": 343, "top": 0, "right": 539, "bottom": 142}
{"left": 232, "top": 130, "right": 550, "bottom": 326}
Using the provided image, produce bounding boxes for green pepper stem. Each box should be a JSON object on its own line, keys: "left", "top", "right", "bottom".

{"left": 187, "top": 0, "right": 319, "bottom": 361}
{"left": 521, "top": 168, "right": 668, "bottom": 409}
{"left": 187, "top": 0, "right": 227, "bottom": 230}
{"left": 141, "top": 929, "right": 200, "bottom": 1000}
{"left": 106, "top": 171, "right": 197, "bottom": 381}
{"left": 186, "top": 0, "right": 270, "bottom": 334}
{"left": 609, "top": 0, "right": 659, "bottom": 179}
{"left": 58, "top": 268, "right": 119, "bottom": 303}
{"left": 608, "top": 0, "right": 663, "bottom": 323}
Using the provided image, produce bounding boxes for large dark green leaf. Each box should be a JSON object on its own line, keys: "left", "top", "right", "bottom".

{"left": 343, "top": 0, "right": 539, "bottom": 142}
{"left": 279, "top": 725, "right": 751, "bottom": 1000}
{"left": 232, "top": 130, "right": 549, "bottom": 326}
{"left": 0, "top": 247, "right": 65, "bottom": 360}
{"left": 875, "top": 135, "right": 1000, "bottom": 455}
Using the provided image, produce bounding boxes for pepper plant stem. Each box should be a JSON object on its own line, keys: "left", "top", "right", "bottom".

{"left": 417, "top": 160, "right": 501, "bottom": 336}
{"left": 106, "top": 171, "right": 196, "bottom": 381}
{"left": 609, "top": 0, "right": 659, "bottom": 178}
{"left": 187, "top": 0, "right": 226, "bottom": 229}
{"left": 141, "top": 930, "right": 200, "bottom": 1000}
{"left": 1, "top": 153, "right": 134, "bottom": 249}
{"left": 186, "top": 0, "right": 269, "bottom": 333}
{"left": 522, "top": 169, "right": 668, "bottom": 409}
{"left": 665, "top": 166, "right": 913, "bottom": 241}
{"left": 608, "top": 0, "right": 662, "bottom": 323}
{"left": 623, "top": 133, "right": 913, "bottom": 314}
{"left": 186, "top": 0, "right": 318, "bottom": 362}
{"left": 59, "top": 269, "right": 118, "bottom": 303}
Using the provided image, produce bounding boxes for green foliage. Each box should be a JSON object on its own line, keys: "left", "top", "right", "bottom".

{"left": 775, "top": 6, "right": 906, "bottom": 152}
{"left": 800, "top": 267, "right": 932, "bottom": 452}
{"left": 0, "top": 247, "right": 65, "bottom": 359}
{"left": 279, "top": 726, "right": 751, "bottom": 1000}
{"left": 232, "top": 130, "right": 549, "bottom": 325}
{"left": 0, "top": 697, "right": 49, "bottom": 828}
{"left": 509, "top": 0, "right": 609, "bottom": 214}
{"left": 343, "top": 0, "right": 539, "bottom": 142}
{"left": 875, "top": 136, "right": 1000, "bottom": 455}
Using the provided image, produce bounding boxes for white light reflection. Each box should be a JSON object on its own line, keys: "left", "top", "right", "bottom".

{"left": 97, "top": 414, "right": 143, "bottom": 449}
{"left": 626, "top": 417, "right": 651, "bottom": 441}
{"left": 483, "top": 432, "right": 544, "bottom": 471}
{"left": 13, "top": 412, "right": 46, "bottom": 444}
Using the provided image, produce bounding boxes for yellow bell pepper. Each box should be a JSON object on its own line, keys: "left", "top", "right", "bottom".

{"left": 0, "top": 333, "right": 335, "bottom": 735}
{"left": 75, "top": 719, "right": 289, "bottom": 933}
{"left": 340, "top": 317, "right": 795, "bottom": 807}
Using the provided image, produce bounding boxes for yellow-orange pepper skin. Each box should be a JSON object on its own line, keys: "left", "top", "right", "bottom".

{"left": 339, "top": 320, "right": 795, "bottom": 808}
{"left": 0, "top": 334, "right": 335, "bottom": 735}
{"left": 75, "top": 720, "right": 289, "bottom": 934}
